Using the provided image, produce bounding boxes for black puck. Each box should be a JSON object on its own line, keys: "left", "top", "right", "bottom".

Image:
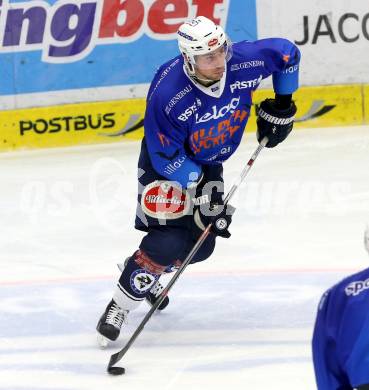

{"left": 108, "top": 366, "right": 126, "bottom": 375}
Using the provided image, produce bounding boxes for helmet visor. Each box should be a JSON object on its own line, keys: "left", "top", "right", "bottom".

{"left": 193, "top": 39, "right": 233, "bottom": 71}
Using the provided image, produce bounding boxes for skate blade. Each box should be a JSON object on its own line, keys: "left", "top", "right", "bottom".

{"left": 97, "top": 332, "right": 110, "bottom": 349}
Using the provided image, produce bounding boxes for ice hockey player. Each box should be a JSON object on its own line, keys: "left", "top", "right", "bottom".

{"left": 312, "top": 226, "right": 369, "bottom": 390}
{"left": 96, "top": 16, "right": 300, "bottom": 346}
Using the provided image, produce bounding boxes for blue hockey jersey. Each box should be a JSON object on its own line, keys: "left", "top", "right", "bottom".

{"left": 144, "top": 38, "right": 300, "bottom": 188}
{"left": 312, "top": 267, "right": 369, "bottom": 389}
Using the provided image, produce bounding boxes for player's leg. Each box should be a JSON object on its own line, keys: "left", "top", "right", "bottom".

{"left": 96, "top": 226, "right": 193, "bottom": 346}
{"left": 96, "top": 140, "right": 220, "bottom": 346}
{"left": 96, "top": 250, "right": 162, "bottom": 347}
{"left": 117, "top": 258, "right": 170, "bottom": 311}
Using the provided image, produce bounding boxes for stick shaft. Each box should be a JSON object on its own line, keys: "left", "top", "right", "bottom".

{"left": 108, "top": 138, "right": 267, "bottom": 370}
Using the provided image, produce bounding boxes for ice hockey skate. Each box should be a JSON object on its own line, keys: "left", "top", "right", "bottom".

{"left": 96, "top": 299, "right": 128, "bottom": 348}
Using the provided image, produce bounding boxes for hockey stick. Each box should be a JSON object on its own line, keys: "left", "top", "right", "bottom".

{"left": 107, "top": 137, "right": 268, "bottom": 375}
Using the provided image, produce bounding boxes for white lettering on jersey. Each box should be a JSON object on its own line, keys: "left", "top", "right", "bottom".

{"left": 195, "top": 97, "right": 241, "bottom": 124}
{"left": 284, "top": 64, "right": 299, "bottom": 74}
{"left": 165, "top": 85, "right": 193, "bottom": 115}
{"left": 164, "top": 156, "right": 187, "bottom": 175}
{"left": 230, "top": 75, "right": 263, "bottom": 93}
{"left": 345, "top": 278, "right": 369, "bottom": 296}
{"left": 230, "top": 60, "right": 265, "bottom": 71}
{"left": 178, "top": 102, "right": 198, "bottom": 121}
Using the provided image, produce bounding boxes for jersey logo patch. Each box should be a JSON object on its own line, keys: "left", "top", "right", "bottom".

{"left": 195, "top": 97, "right": 240, "bottom": 124}
{"left": 230, "top": 75, "right": 263, "bottom": 93}
{"left": 190, "top": 109, "right": 248, "bottom": 155}
{"left": 141, "top": 180, "right": 190, "bottom": 220}
{"left": 130, "top": 269, "right": 158, "bottom": 295}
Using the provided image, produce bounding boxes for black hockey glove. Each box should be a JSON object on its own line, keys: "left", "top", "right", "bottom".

{"left": 256, "top": 98, "right": 297, "bottom": 148}
{"left": 190, "top": 165, "right": 235, "bottom": 238}
{"left": 194, "top": 201, "right": 236, "bottom": 238}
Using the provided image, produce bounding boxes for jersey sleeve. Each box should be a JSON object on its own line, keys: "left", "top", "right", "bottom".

{"left": 255, "top": 38, "right": 301, "bottom": 95}
{"left": 339, "top": 298, "right": 369, "bottom": 388}
{"left": 144, "top": 93, "right": 202, "bottom": 189}
{"left": 312, "top": 289, "right": 343, "bottom": 390}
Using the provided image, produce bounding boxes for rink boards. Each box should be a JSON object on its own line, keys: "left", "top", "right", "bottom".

{"left": 1, "top": 0, "right": 368, "bottom": 152}
{"left": 0, "top": 83, "right": 368, "bottom": 152}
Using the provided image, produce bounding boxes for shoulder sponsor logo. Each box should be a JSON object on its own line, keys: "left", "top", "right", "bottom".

{"left": 165, "top": 85, "right": 193, "bottom": 115}
{"left": 195, "top": 97, "right": 241, "bottom": 124}
{"left": 230, "top": 75, "right": 263, "bottom": 93}
{"left": 230, "top": 60, "right": 265, "bottom": 71}
{"left": 345, "top": 278, "right": 369, "bottom": 296}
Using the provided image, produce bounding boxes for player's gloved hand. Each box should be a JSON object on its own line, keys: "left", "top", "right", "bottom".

{"left": 256, "top": 98, "right": 297, "bottom": 148}
{"left": 189, "top": 166, "right": 234, "bottom": 238}
{"left": 194, "top": 201, "right": 236, "bottom": 238}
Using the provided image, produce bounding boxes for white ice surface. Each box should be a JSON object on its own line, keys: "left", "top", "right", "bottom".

{"left": 0, "top": 125, "right": 368, "bottom": 390}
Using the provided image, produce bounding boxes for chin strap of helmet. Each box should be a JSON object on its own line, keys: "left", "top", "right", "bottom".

{"left": 192, "top": 74, "right": 220, "bottom": 86}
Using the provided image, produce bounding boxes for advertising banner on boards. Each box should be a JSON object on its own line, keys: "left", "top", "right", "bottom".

{"left": 0, "top": 0, "right": 257, "bottom": 98}
{"left": 0, "top": 0, "right": 368, "bottom": 152}
{"left": 256, "top": 0, "right": 369, "bottom": 86}
{"left": 0, "top": 84, "right": 365, "bottom": 152}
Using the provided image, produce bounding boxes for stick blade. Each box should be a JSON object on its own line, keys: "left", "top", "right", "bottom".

{"left": 107, "top": 365, "right": 126, "bottom": 375}
{"left": 107, "top": 352, "right": 125, "bottom": 375}
{"left": 108, "top": 367, "right": 126, "bottom": 375}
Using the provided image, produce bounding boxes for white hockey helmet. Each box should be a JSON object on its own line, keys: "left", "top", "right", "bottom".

{"left": 177, "top": 16, "right": 232, "bottom": 74}
{"left": 365, "top": 225, "right": 369, "bottom": 255}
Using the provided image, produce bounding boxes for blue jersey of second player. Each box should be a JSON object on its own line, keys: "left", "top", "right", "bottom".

{"left": 144, "top": 38, "right": 300, "bottom": 187}
{"left": 312, "top": 267, "right": 369, "bottom": 389}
